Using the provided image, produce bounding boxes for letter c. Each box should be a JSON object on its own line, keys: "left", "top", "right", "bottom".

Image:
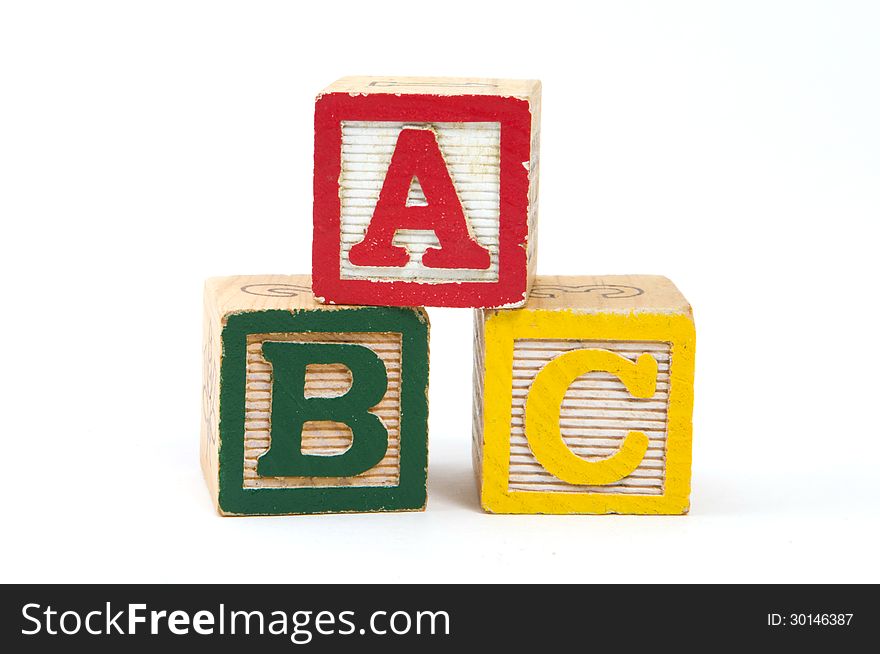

{"left": 524, "top": 349, "right": 658, "bottom": 485}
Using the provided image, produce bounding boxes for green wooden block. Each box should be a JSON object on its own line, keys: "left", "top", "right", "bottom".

{"left": 201, "top": 275, "right": 429, "bottom": 515}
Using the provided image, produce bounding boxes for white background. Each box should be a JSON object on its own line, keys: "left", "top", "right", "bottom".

{"left": 1, "top": 1, "right": 878, "bottom": 584}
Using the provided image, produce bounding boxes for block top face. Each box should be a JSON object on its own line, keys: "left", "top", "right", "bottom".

{"left": 205, "top": 275, "right": 319, "bottom": 316}
{"left": 320, "top": 76, "right": 541, "bottom": 100}
{"left": 204, "top": 274, "right": 429, "bottom": 319}
{"left": 518, "top": 275, "right": 692, "bottom": 316}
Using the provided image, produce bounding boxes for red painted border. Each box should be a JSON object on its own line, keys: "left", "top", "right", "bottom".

{"left": 313, "top": 93, "right": 532, "bottom": 308}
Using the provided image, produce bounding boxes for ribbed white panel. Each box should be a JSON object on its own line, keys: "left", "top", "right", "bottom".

{"left": 471, "top": 311, "right": 486, "bottom": 482}
{"left": 508, "top": 339, "right": 671, "bottom": 495}
{"left": 339, "top": 121, "right": 501, "bottom": 283}
{"left": 243, "top": 332, "right": 401, "bottom": 489}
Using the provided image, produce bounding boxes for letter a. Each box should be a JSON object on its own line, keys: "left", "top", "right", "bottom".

{"left": 348, "top": 127, "right": 491, "bottom": 270}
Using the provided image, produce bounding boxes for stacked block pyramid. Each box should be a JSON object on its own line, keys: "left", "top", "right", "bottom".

{"left": 201, "top": 77, "right": 696, "bottom": 516}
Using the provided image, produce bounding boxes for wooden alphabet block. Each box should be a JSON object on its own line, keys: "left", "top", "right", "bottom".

{"left": 201, "top": 275, "right": 429, "bottom": 515}
{"left": 472, "top": 276, "right": 696, "bottom": 514}
{"left": 313, "top": 76, "right": 541, "bottom": 308}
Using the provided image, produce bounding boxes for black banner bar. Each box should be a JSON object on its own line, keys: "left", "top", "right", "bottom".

{"left": 1, "top": 584, "right": 874, "bottom": 651}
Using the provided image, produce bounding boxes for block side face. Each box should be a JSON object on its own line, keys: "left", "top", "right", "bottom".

{"left": 200, "top": 287, "right": 223, "bottom": 509}
{"left": 479, "top": 309, "right": 694, "bottom": 515}
{"left": 524, "top": 86, "right": 541, "bottom": 302}
{"left": 527, "top": 275, "right": 690, "bottom": 314}
{"left": 216, "top": 307, "right": 429, "bottom": 515}
{"left": 321, "top": 76, "right": 541, "bottom": 99}
{"left": 313, "top": 92, "right": 533, "bottom": 308}
{"left": 471, "top": 310, "right": 487, "bottom": 498}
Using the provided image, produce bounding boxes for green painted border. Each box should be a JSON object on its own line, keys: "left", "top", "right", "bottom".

{"left": 217, "top": 307, "right": 429, "bottom": 515}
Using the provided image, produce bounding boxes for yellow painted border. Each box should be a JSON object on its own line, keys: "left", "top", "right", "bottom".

{"left": 479, "top": 310, "right": 696, "bottom": 515}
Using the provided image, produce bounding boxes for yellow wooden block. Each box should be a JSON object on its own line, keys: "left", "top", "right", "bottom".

{"left": 472, "top": 275, "right": 696, "bottom": 514}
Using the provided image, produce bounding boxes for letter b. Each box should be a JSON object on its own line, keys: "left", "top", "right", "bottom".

{"left": 258, "top": 342, "right": 389, "bottom": 478}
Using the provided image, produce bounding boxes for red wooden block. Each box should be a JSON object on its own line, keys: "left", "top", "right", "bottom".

{"left": 313, "top": 76, "right": 541, "bottom": 308}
